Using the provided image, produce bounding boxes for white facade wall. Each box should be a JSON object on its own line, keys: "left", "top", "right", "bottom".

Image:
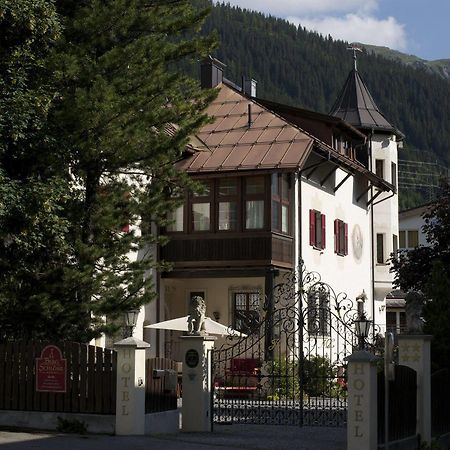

{"left": 371, "top": 134, "right": 399, "bottom": 329}
{"left": 399, "top": 209, "right": 428, "bottom": 248}
{"left": 300, "top": 167, "right": 373, "bottom": 320}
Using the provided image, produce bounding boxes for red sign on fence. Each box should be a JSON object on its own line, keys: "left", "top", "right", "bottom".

{"left": 36, "top": 345, "right": 67, "bottom": 393}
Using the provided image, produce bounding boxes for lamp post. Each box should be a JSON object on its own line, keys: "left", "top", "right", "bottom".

{"left": 125, "top": 309, "right": 139, "bottom": 338}
{"left": 354, "top": 313, "right": 371, "bottom": 350}
{"left": 355, "top": 290, "right": 370, "bottom": 350}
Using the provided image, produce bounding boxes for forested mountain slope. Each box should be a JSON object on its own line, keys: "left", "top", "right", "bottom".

{"left": 191, "top": 2, "right": 450, "bottom": 167}
{"left": 357, "top": 43, "right": 450, "bottom": 82}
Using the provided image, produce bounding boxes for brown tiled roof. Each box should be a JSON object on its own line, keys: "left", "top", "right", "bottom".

{"left": 176, "top": 84, "right": 314, "bottom": 173}
{"left": 176, "top": 82, "right": 394, "bottom": 193}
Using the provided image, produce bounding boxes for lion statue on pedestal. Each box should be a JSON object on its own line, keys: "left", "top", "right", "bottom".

{"left": 188, "top": 295, "right": 206, "bottom": 335}
{"left": 405, "top": 290, "right": 425, "bottom": 334}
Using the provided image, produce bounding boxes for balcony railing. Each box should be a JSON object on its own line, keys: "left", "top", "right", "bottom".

{"left": 160, "top": 233, "right": 293, "bottom": 268}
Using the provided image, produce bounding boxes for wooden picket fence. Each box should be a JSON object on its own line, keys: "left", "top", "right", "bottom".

{"left": 0, "top": 341, "right": 117, "bottom": 414}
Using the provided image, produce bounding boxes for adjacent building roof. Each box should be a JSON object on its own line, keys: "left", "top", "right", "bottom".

{"left": 330, "top": 69, "right": 402, "bottom": 137}
{"left": 257, "top": 97, "right": 367, "bottom": 141}
{"left": 386, "top": 290, "right": 406, "bottom": 308}
{"left": 399, "top": 202, "right": 431, "bottom": 219}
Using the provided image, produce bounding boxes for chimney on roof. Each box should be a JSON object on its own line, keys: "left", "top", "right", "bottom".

{"left": 201, "top": 56, "right": 226, "bottom": 89}
{"left": 242, "top": 76, "right": 257, "bottom": 97}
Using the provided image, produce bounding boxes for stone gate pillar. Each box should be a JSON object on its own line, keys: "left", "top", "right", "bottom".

{"left": 346, "top": 350, "right": 379, "bottom": 450}
{"left": 180, "top": 335, "right": 216, "bottom": 432}
{"left": 398, "top": 335, "right": 432, "bottom": 445}
{"left": 114, "top": 337, "right": 150, "bottom": 435}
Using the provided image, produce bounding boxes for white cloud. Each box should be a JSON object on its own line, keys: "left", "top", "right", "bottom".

{"left": 222, "top": 0, "right": 378, "bottom": 17}
{"left": 287, "top": 14, "right": 407, "bottom": 50}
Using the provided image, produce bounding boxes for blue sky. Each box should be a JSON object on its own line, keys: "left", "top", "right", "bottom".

{"left": 222, "top": 0, "right": 450, "bottom": 61}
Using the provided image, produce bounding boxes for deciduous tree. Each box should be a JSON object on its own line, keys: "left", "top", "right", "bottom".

{"left": 391, "top": 180, "right": 450, "bottom": 369}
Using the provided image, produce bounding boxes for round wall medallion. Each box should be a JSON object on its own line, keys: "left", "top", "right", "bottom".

{"left": 185, "top": 349, "right": 199, "bottom": 368}
{"left": 352, "top": 224, "right": 363, "bottom": 261}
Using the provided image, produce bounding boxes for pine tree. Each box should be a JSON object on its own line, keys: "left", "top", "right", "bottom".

{"left": 0, "top": 0, "right": 217, "bottom": 341}
{"left": 45, "top": 0, "right": 216, "bottom": 341}
{"left": 0, "top": 0, "right": 72, "bottom": 340}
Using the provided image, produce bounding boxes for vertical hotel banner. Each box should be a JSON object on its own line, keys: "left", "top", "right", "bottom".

{"left": 36, "top": 345, "right": 67, "bottom": 393}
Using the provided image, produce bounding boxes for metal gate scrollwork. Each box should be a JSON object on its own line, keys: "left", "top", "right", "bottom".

{"left": 212, "top": 262, "right": 360, "bottom": 427}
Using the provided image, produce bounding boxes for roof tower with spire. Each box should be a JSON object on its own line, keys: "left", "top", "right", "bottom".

{"left": 330, "top": 44, "right": 402, "bottom": 136}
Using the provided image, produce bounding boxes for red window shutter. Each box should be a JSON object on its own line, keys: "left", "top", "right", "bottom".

{"left": 321, "top": 214, "right": 326, "bottom": 249}
{"left": 344, "top": 222, "right": 348, "bottom": 255}
{"left": 334, "top": 219, "right": 339, "bottom": 253}
{"left": 309, "top": 209, "right": 316, "bottom": 246}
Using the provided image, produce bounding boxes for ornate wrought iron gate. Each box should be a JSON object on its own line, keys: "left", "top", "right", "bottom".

{"left": 212, "top": 264, "right": 359, "bottom": 427}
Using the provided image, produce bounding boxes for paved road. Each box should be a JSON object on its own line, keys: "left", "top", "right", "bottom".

{"left": 0, "top": 425, "right": 346, "bottom": 450}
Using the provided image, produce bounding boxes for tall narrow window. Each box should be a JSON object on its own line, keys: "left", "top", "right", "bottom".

{"left": 192, "top": 181, "right": 211, "bottom": 231}
{"left": 218, "top": 178, "right": 238, "bottom": 231}
{"left": 334, "top": 219, "right": 348, "bottom": 256}
{"left": 307, "top": 290, "right": 330, "bottom": 336}
{"left": 375, "top": 159, "right": 384, "bottom": 179}
{"left": 407, "top": 230, "right": 419, "bottom": 248}
{"left": 376, "top": 233, "right": 384, "bottom": 264}
{"left": 233, "top": 292, "right": 260, "bottom": 334}
{"left": 310, "top": 209, "right": 326, "bottom": 250}
{"left": 166, "top": 188, "right": 185, "bottom": 232}
{"left": 245, "top": 176, "right": 265, "bottom": 229}
{"left": 386, "top": 311, "right": 396, "bottom": 333}
{"left": 393, "top": 234, "right": 398, "bottom": 255}
{"left": 271, "top": 173, "right": 291, "bottom": 234}
{"left": 166, "top": 205, "right": 184, "bottom": 232}
{"left": 399, "top": 312, "right": 406, "bottom": 332}
{"left": 391, "top": 162, "right": 397, "bottom": 188}
{"left": 399, "top": 230, "right": 406, "bottom": 248}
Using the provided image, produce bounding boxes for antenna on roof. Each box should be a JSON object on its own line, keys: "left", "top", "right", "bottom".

{"left": 347, "top": 43, "right": 363, "bottom": 71}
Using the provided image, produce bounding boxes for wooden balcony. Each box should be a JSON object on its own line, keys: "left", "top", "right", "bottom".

{"left": 160, "top": 233, "right": 293, "bottom": 269}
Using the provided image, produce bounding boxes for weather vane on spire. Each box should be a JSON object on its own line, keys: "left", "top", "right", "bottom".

{"left": 347, "top": 43, "right": 362, "bottom": 71}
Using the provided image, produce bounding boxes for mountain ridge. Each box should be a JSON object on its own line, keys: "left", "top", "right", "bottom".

{"left": 354, "top": 42, "right": 450, "bottom": 81}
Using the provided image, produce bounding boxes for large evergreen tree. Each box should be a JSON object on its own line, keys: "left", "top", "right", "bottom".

{"left": 0, "top": 0, "right": 71, "bottom": 340}
{"left": 0, "top": 0, "right": 216, "bottom": 341}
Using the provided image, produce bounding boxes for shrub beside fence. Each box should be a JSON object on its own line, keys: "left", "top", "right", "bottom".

{"left": 0, "top": 341, "right": 116, "bottom": 414}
